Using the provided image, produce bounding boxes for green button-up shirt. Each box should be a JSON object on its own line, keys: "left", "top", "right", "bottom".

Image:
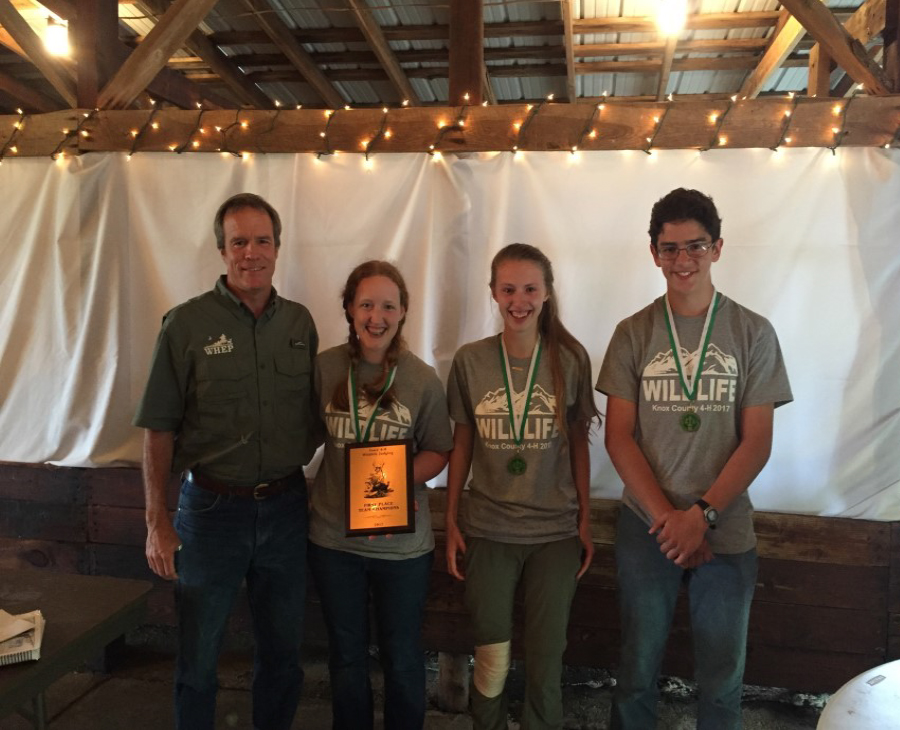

{"left": 134, "top": 277, "right": 319, "bottom": 485}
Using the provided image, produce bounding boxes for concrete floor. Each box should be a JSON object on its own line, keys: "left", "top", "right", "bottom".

{"left": 1, "top": 646, "right": 826, "bottom": 730}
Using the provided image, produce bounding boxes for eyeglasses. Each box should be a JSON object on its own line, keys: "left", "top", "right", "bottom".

{"left": 655, "top": 240, "right": 715, "bottom": 260}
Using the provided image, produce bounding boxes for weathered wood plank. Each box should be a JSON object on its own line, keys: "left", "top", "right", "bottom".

{"left": 0, "top": 498, "right": 86, "bottom": 542}
{"left": 84, "top": 466, "right": 178, "bottom": 509}
{"left": 0, "top": 537, "right": 84, "bottom": 572}
{"left": 88, "top": 505, "right": 149, "bottom": 546}
{"left": 0, "top": 461, "right": 84, "bottom": 503}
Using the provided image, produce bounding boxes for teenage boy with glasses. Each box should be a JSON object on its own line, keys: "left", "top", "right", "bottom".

{"left": 596, "top": 188, "right": 793, "bottom": 729}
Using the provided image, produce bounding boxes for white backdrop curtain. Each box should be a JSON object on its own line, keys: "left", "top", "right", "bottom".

{"left": 0, "top": 149, "right": 897, "bottom": 519}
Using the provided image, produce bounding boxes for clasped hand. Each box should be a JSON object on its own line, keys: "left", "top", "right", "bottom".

{"left": 649, "top": 508, "right": 712, "bottom": 568}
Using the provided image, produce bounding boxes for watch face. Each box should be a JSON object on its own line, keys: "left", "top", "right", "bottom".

{"left": 706, "top": 508, "right": 719, "bottom": 523}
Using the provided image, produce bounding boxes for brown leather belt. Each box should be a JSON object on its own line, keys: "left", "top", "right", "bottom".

{"left": 186, "top": 468, "right": 303, "bottom": 500}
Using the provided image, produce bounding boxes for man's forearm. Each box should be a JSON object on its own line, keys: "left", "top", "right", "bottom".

{"left": 143, "top": 429, "right": 175, "bottom": 525}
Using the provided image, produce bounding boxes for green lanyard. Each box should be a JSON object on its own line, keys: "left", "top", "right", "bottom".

{"left": 347, "top": 364, "right": 397, "bottom": 443}
{"left": 663, "top": 290, "right": 719, "bottom": 402}
{"left": 498, "top": 334, "right": 542, "bottom": 450}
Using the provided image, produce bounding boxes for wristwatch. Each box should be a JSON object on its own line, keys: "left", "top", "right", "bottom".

{"left": 695, "top": 499, "right": 718, "bottom": 530}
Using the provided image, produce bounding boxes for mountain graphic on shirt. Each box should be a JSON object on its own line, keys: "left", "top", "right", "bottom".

{"left": 643, "top": 343, "right": 737, "bottom": 378}
{"left": 475, "top": 385, "right": 556, "bottom": 416}
{"left": 326, "top": 399, "right": 412, "bottom": 427}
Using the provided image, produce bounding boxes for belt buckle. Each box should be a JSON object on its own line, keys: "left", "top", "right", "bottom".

{"left": 253, "top": 482, "right": 270, "bottom": 500}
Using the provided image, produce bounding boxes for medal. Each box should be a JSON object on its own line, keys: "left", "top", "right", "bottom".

{"left": 507, "top": 454, "right": 527, "bottom": 475}
{"left": 680, "top": 411, "right": 701, "bottom": 432}
{"left": 663, "top": 291, "right": 719, "bottom": 434}
{"left": 498, "top": 334, "right": 543, "bottom": 476}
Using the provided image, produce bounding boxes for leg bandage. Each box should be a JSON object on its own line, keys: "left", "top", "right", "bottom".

{"left": 473, "top": 641, "right": 511, "bottom": 698}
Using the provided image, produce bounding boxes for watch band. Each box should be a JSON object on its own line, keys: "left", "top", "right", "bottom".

{"left": 695, "top": 499, "right": 718, "bottom": 529}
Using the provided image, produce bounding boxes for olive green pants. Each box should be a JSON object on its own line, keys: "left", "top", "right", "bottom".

{"left": 464, "top": 536, "right": 581, "bottom": 730}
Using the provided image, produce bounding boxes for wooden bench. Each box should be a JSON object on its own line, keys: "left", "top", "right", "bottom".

{"left": 1, "top": 463, "right": 898, "bottom": 700}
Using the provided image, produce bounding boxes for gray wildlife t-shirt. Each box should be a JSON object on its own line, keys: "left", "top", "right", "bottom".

{"left": 447, "top": 334, "right": 593, "bottom": 544}
{"left": 310, "top": 345, "right": 453, "bottom": 559}
{"left": 596, "top": 294, "right": 793, "bottom": 553}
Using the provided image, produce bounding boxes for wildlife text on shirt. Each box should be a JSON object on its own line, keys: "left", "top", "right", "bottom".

{"left": 325, "top": 398, "right": 412, "bottom": 445}
{"left": 472, "top": 384, "right": 559, "bottom": 448}
{"left": 641, "top": 341, "right": 738, "bottom": 415}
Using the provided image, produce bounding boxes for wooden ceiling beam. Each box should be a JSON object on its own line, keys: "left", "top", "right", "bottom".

{"left": 137, "top": 0, "right": 272, "bottom": 108}
{"left": 561, "top": 0, "right": 576, "bottom": 102}
{"left": 343, "top": 0, "right": 419, "bottom": 105}
{"left": 0, "top": 65, "right": 58, "bottom": 111}
{"left": 482, "top": 63, "right": 496, "bottom": 105}
{"left": 98, "top": 0, "right": 220, "bottom": 108}
{"left": 808, "top": 44, "right": 834, "bottom": 95}
{"left": 207, "top": 11, "right": 859, "bottom": 49}
{"left": 739, "top": 13, "right": 807, "bottom": 98}
{"left": 7, "top": 98, "right": 896, "bottom": 155}
{"left": 574, "top": 11, "right": 782, "bottom": 34}
{"left": 0, "top": 0, "right": 76, "bottom": 105}
{"left": 449, "top": 0, "right": 483, "bottom": 105}
{"left": 657, "top": 35, "right": 677, "bottom": 101}
{"left": 577, "top": 38, "right": 771, "bottom": 57}
{"left": 239, "top": 0, "right": 344, "bottom": 109}
{"left": 102, "top": 32, "right": 230, "bottom": 108}
{"left": 71, "top": 0, "right": 118, "bottom": 108}
{"left": 811, "top": 0, "right": 887, "bottom": 96}
{"left": 886, "top": 0, "right": 899, "bottom": 90}
{"left": 778, "top": 0, "right": 891, "bottom": 94}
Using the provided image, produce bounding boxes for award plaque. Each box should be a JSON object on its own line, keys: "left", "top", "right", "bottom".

{"left": 345, "top": 439, "right": 415, "bottom": 536}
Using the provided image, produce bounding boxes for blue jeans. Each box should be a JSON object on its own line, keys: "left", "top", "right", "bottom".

{"left": 308, "top": 543, "right": 433, "bottom": 730}
{"left": 612, "top": 506, "right": 757, "bottom": 730}
{"left": 173, "top": 475, "right": 308, "bottom": 730}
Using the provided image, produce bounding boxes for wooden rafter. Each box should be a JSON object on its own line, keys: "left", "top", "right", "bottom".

{"left": 137, "top": 0, "right": 272, "bottom": 108}
{"left": 218, "top": 54, "right": 811, "bottom": 86}
{"left": 98, "top": 0, "right": 220, "bottom": 108}
{"left": 778, "top": 0, "right": 891, "bottom": 94}
{"left": 71, "top": 0, "right": 117, "bottom": 108}
{"left": 561, "top": 0, "right": 576, "bottom": 102}
{"left": 886, "top": 0, "right": 899, "bottom": 91}
{"left": 102, "top": 32, "right": 230, "bottom": 109}
{"left": 343, "top": 0, "right": 419, "bottom": 106}
{"left": 449, "top": 0, "right": 483, "bottom": 105}
{"left": 657, "top": 35, "right": 677, "bottom": 101}
{"left": 482, "top": 64, "right": 496, "bottom": 105}
{"left": 0, "top": 65, "right": 57, "bottom": 111}
{"left": 0, "top": 0, "right": 76, "bottom": 106}
{"left": 578, "top": 37, "right": 770, "bottom": 57}
{"left": 209, "top": 11, "right": 856, "bottom": 49}
{"left": 574, "top": 11, "right": 782, "bottom": 34}
{"left": 239, "top": 0, "right": 343, "bottom": 109}
{"left": 808, "top": 44, "right": 834, "bottom": 96}
{"left": 739, "top": 13, "right": 806, "bottom": 98}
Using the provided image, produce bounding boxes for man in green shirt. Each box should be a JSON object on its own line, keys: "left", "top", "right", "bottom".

{"left": 134, "top": 193, "right": 318, "bottom": 730}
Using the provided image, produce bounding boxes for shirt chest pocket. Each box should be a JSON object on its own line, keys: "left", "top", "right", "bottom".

{"left": 195, "top": 357, "right": 253, "bottom": 428}
{"left": 274, "top": 354, "right": 311, "bottom": 430}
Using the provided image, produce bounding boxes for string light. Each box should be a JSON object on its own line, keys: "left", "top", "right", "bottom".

{"left": 644, "top": 106, "right": 670, "bottom": 154}
{"left": 0, "top": 108, "right": 27, "bottom": 165}
{"left": 700, "top": 100, "right": 734, "bottom": 152}
{"left": 174, "top": 107, "right": 207, "bottom": 154}
{"left": 364, "top": 107, "right": 391, "bottom": 161}
{"left": 317, "top": 107, "right": 338, "bottom": 159}
{"left": 573, "top": 103, "right": 602, "bottom": 152}
{"left": 51, "top": 109, "right": 97, "bottom": 160}
{"left": 511, "top": 99, "right": 546, "bottom": 154}
{"left": 828, "top": 95, "right": 852, "bottom": 155}
{"left": 428, "top": 102, "right": 469, "bottom": 157}
{"left": 770, "top": 95, "right": 799, "bottom": 152}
